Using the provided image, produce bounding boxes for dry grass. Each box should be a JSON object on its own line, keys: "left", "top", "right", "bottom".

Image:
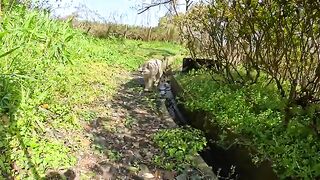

{"left": 70, "top": 19, "right": 180, "bottom": 42}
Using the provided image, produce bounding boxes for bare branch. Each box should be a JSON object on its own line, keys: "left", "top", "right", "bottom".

{"left": 137, "top": 0, "right": 173, "bottom": 15}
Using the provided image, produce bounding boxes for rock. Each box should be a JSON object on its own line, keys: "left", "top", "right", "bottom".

{"left": 98, "top": 161, "right": 112, "bottom": 172}
{"left": 112, "top": 113, "right": 119, "bottom": 117}
{"left": 142, "top": 173, "right": 154, "bottom": 179}
{"left": 123, "top": 134, "right": 134, "bottom": 143}
{"left": 144, "top": 151, "right": 153, "bottom": 159}
{"left": 138, "top": 164, "right": 154, "bottom": 179}
{"left": 139, "top": 164, "right": 149, "bottom": 174}
{"left": 126, "top": 154, "right": 136, "bottom": 164}
{"left": 133, "top": 151, "right": 142, "bottom": 159}
{"left": 128, "top": 166, "right": 139, "bottom": 173}
{"left": 131, "top": 175, "right": 144, "bottom": 180}
{"left": 133, "top": 142, "right": 139, "bottom": 148}
{"left": 139, "top": 141, "right": 149, "bottom": 149}
{"left": 105, "top": 103, "right": 112, "bottom": 108}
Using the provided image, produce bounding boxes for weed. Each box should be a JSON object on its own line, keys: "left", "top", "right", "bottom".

{"left": 153, "top": 127, "right": 207, "bottom": 171}
{"left": 81, "top": 111, "right": 97, "bottom": 122}
{"left": 124, "top": 116, "right": 135, "bottom": 128}
{"left": 106, "top": 150, "right": 122, "bottom": 162}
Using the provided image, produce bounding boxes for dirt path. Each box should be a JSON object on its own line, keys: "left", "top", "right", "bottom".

{"left": 43, "top": 68, "right": 216, "bottom": 180}
{"left": 66, "top": 71, "right": 177, "bottom": 180}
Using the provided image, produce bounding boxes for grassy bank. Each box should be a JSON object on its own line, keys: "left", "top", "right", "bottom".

{"left": 177, "top": 71, "right": 320, "bottom": 179}
{"left": 0, "top": 5, "right": 184, "bottom": 179}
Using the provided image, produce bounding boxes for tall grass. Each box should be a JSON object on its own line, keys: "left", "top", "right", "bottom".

{"left": 0, "top": 5, "right": 84, "bottom": 178}
{"left": 70, "top": 19, "right": 181, "bottom": 42}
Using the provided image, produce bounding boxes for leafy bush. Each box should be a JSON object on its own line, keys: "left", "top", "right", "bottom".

{"left": 153, "top": 127, "right": 207, "bottom": 171}
{"left": 178, "top": 71, "right": 320, "bottom": 179}
{"left": 175, "top": 1, "right": 320, "bottom": 177}
{"left": 179, "top": 0, "right": 320, "bottom": 130}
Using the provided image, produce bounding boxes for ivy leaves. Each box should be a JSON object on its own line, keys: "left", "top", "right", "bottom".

{"left": 153, "top": 127, "right": 207, "bottom": 170}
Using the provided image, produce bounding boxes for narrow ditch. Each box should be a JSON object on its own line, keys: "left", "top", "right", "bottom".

{"left": 158, "top": 78, "right": 239, "bottom": 180}
{"left": 157, "top": 63, "right": 278, "bottom": 180}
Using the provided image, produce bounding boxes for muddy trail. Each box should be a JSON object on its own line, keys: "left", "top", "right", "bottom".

{"left": 45, "top": 71, "right": 182, "bottom": 179}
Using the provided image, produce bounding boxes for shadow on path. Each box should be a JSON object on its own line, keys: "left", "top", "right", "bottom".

{"left": 81, "top": 71, "right": 177, "bottom": 179}
{"left": 44, "top": 169, "right": 76, "bottom": 180}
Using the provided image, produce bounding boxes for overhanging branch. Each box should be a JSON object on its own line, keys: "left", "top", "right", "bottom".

{"left": 137, "top": 0, "right": 172, "bottom": 14}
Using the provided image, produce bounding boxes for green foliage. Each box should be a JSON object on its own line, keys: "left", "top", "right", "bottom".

{"left": 106, "top": 150, "right": 122, "bottom": 162}
{"left": 178, "top": 71, "right": 320, "bottom": 179}
{"left": 80, "top": 111, "right": 97, "bottom": 122}
{"left": 179, "top": 1, "right": 320, "bottom": 177}
{"left": 181, "top": 0, "right": 320, "bottom": 128}
{"left": 124, "top": 116, "right": 135, "bottom": 128}
{"left": 153, "top": 127, "right": 207, "bottom": 171}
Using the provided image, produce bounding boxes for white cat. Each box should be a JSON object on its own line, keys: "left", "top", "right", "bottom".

{"left": 139, "top": 57, "right": 170, "bottom": 91}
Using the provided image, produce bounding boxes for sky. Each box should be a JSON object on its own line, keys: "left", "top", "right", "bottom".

{"left": 43, "top": 0, "right": 174, "bottom": 27}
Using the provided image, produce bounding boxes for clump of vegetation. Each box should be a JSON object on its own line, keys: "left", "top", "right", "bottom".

{"left": 178, "top": 70, "right": 320, "bottom": 179}
{"left": 153, "top": 127, "right": 207, "bottom": 171}
{"left": 0, "top": 4, "right": 81, "bottom": 178}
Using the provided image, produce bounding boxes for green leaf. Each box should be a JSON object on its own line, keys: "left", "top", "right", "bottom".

{"left": 64, "top": 33, "right": 75, "bottom": 42}
{"left": 0, "top": 46, "right": 21, "bottom": 59}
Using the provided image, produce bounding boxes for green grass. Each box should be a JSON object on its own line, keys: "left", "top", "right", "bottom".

{"left": 177, "top": 70, "right": 320, "bottom": 179}
{"left": 0, "top": 5, "right": 184, "bottom": 179}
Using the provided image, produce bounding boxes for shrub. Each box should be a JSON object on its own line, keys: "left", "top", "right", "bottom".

{"left": 179, "top": 0, "right": 320, "bottom": 131}
{"left": 178, "top": 71, "right": 320, "bottom": 179}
